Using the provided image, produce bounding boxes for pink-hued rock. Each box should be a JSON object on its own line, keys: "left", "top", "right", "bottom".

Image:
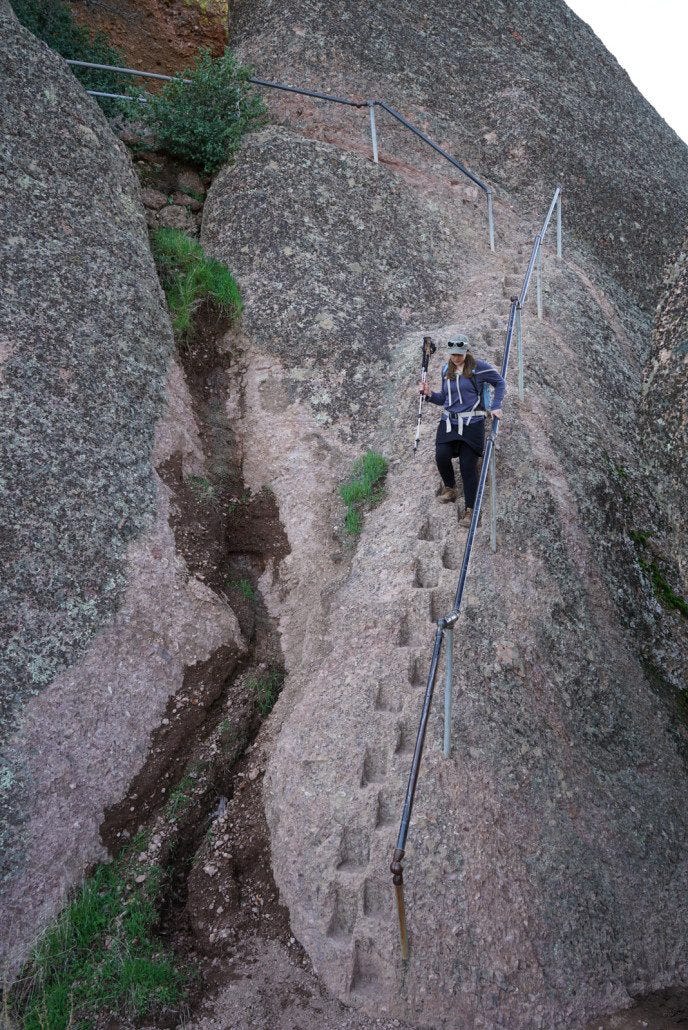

{"left": 158, "top": 202, "right": 198, "bottom": 233}
{"left": 172, "top": 190, "right": 203, "bottom": 211}
{"left": 140, "top": 186, "right": 168, "bottom": 210}
{"left": 0, "top": 5, "right": 243, "bottom": 972}
{"left": 645, "top": 235, "right": 688, "bottom": 591}
{"left": 203, "top": 119, "right": 688, "bottom": 1030}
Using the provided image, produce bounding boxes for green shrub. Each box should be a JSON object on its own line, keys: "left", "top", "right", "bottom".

{"left": 12, "top": 852, "right": 187, "bottom": 1029}
{"left": 340, "top": 450, "right": 389, "bottom": 536}
{"left": 151, "top": 228, "right": 242, "bottom": 340}
{"left": 9, "top": 0, "right": 139, "bottom": 116}
{"left": 142, "top": 48, "right": 267, "bottom": 172}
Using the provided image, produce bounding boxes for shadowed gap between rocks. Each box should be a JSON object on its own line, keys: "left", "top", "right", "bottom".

{"left": 96, "top": 277, "right": 297, "bottom": 1017}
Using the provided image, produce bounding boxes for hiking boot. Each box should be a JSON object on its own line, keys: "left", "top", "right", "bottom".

{"left": 458, "top": 507, "right": 481, "bottom": 528}
{"left": 437, "top": 486, "right": 458, "bottom": 504}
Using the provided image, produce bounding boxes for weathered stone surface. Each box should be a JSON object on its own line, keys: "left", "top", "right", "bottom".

{"left": 230, "top": 0, "right": 688, "bottom": 310}
{"left": 140, "top": 186, "right": 168, "bottom": 210}
{"left": 645, "top": 233, "right": 688, "bottom": 589}
{"left": 204, "top": 125, "right": 479, "bottom": 433}
{"left": 157, "top": 201, "right": 198, "bottom": 233}
{"left": 0, "top": 0, "right": 170, "bottom": 764}
{"left": 202, "top": 90, "right": 688, "bottom": 1028}
{"left": 172, "top": 189, "right": 203, "bottom": 211}
{"left": 0, "top": 3, "right": 245, "bottom": 967}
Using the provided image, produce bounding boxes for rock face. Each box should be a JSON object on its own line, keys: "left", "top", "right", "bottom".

{"left": 645, "top": 234, "right": 688, "bottom": 589}
{"left": 67, "top": 0, "right": 228, "bottom": 76}
{"left": 204, "top": 125, "right": 483, "bottom": 435}
{"left": 2, "top": 0, "right": 687, "bottom": 1024}
{"left": 230, "top": 0, "right": 688, "bottom": 310}
{"left": 200, "top": 14, "right": 688, "bottom": 1026}
{"left": 0, "top": 4, "right": 244, "bottom": 968}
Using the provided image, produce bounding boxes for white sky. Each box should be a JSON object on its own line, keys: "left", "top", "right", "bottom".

{"left": 565, "top": 0, "right": 688, "bottom": 145}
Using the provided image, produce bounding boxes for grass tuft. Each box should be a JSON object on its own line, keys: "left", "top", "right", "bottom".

{"left": 11, "top": 851, "right": 187, "bottom": 1029}
{"left": 186, "top": 474, "right": 215, "bottom": 502}
{"left": 248, "top": 667, "right": 284, "bottom": 716}
{"left": 227, "top": 577, "right": 256, "bottom": 601}
{"left": 151, "top": 228, "right": 242, "bottom": 342}
{"left": 165, "top": 774, "right": 195, "bottom": 819}
{"left": 340, "top": 450, "right": 388, "bottom": 536}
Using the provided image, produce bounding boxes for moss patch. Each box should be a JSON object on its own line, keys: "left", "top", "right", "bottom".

{"left": 630, "top": 531, "right": 688, "bottom": 618}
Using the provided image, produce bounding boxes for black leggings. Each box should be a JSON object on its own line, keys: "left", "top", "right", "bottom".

{"left": 436, "top": 439, "right": 480, "bottom": 508}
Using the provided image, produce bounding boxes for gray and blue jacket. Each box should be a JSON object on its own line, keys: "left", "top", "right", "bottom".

{"left": 428, "top": 360, "right": 506, "bottom": 435}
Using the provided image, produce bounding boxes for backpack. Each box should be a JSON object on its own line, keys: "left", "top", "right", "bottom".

{"left": 442, "top": 363, "right": 493, "bottom": 411}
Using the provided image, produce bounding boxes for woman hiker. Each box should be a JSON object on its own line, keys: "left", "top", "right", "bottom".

{"left": 419, "top": 332, "right": 506, "bottom": 527}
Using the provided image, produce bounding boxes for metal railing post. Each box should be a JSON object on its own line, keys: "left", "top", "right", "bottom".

{"left": 443, "top": 627, "right": 453, "bottom": 758}
{"left": 556, "top": 194, "right": 563, "bottom": 259}
{"left": 368, "top": 101, "right": 379, "bottom": 164}
{"left": 487, "top": 190, "right": 495, "bottom": 253}
{"left": 516, "top": 303, "right": 524, "bottom": 401}
{"left": 536, "top": 244, "right": 543, "bottom": 320}
{"left": 489, "top": 447, "right": 497, "bottom": 553}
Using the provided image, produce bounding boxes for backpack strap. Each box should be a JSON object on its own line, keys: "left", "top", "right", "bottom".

{"left": 471, "top": 373, "right": 485, "bottom": 411}
{"left": 471, "top": 371, "right": 493, "bottom": 412}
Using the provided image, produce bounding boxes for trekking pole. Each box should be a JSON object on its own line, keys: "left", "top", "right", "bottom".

{"left": 413, "top": 336, "right": 436, "bottom": 454}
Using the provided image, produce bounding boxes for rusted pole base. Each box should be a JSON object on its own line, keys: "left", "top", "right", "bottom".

{"left": 391, "top": 848, "right": 409, "bottom": 959}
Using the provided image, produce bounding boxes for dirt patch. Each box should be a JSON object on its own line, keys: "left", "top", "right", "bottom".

{"left": 172, "top": 755, "right": 296, "bottom": 963}
{"left": 68, "top": 0, "right": 227, "bottom": 78}
{"left": 586, "top": 989, "right": 688, "bottom": 1029}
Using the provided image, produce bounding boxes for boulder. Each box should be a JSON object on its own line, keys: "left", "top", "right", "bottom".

{"left": 158, "top": 202, "right": 198, "bottom": 233}
{"left": 0, "top": 3, "right": 244, "bottom": 969}
{"left": 230, "top": 0, "right": 688, "bottom": 309}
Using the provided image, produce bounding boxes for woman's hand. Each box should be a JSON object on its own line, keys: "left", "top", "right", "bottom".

{"left": 418, "top": 381, "right": 431, "bottom": 396}
{"left": 491, "top": 408, "right": 502, "bottom": 418}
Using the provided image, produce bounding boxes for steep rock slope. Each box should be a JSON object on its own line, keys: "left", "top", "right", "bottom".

{"left": 230, "top": 0, "right": 688, "bottom": 310}
{"left": 645, "top": 233, "right": 688, "bottom": 589}
{"left": 202, "top": 76, "right": 688, "bottom": 1030}
{"left": 0, "top": 3, "right": 244, "bottom": 968}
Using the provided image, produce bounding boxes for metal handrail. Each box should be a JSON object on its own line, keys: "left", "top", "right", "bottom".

{"left": 64, "top": 58, "right": 495, "bottom": 249}
{"left": 514, "top": 184, "right": 563, "bottom": 398}
{"left": 390, "top": 301, "right": 518, "bottom": 958}
{"left": 66, "top": 58, "right": 182, "bottom": 82}
{"left": 391, "top": 185, "right": 563, "bottom": 958}
{"left": 519, "top": 232, "right": 542, "bottom": 308}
